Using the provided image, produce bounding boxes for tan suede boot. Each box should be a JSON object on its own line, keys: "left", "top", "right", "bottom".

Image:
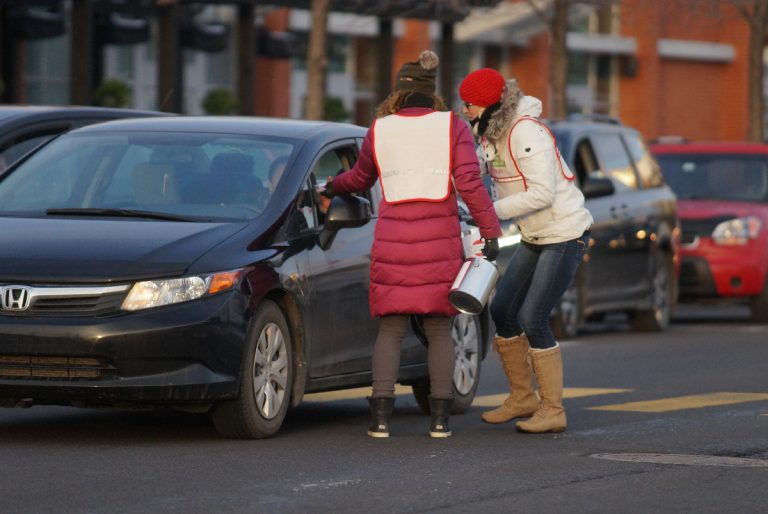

{"left": 515, "top": 345, "right": 566, "bottom": 433}
{"left": 481, "top": 334, "right": 540, "bottom": 424}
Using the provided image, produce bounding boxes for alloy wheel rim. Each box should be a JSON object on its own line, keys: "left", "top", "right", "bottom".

{"left": 559, "top": 285, "right": 579, "bottom": 337}
{"left": 653, "top": 257, "right": 670, "bottom": 325}
{"left": 252, "top": 322, "right": 288, "bottom": 420}
{"left": 452, "top": 314, "right": 479, "bottom": 396}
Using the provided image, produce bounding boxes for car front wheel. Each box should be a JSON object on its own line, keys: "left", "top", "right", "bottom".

{"left": 212, "top": 300, "right": 293, "bottom": 439}
{"left": 412, "top": 313, "right": 483, "bottom": 415}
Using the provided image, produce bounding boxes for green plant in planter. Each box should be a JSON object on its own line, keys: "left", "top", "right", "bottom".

{"left": 324, "top": 96, "right": 349, "bottom": 122}
{"left": 93, "top": 79, "right": 132, "bottom": 108}
{"left": 202, "top": 88, "right": 238, "bottom": 115}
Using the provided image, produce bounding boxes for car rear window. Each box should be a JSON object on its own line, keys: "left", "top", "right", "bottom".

{"left": 656, "top": 153, "right": 768, "bottom": 203}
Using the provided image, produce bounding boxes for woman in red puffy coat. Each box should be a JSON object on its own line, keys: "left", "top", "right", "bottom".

{"left": 323, "top": 50, "right": 501, "bottom": 439}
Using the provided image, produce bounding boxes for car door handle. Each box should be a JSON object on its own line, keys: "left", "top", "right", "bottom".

{"left": 609, "top": 204, "right": 628, "bottom": 218}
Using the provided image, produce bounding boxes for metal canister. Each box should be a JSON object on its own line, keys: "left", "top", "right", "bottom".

{"left": 448, "top": 257, "right": 499, "bottom": 315}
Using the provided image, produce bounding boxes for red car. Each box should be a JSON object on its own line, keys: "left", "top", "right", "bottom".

{"left": 652, "top": 142, "right": 768, "bottom": 321}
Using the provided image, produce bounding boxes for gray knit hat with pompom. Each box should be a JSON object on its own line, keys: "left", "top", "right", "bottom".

{"left": 395, "top": 50, "right": 439, "bottom": 95}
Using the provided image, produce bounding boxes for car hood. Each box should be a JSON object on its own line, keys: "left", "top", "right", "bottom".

{"left": 677, "top": 199, "right": 768, "bottom": 221}
{"left": 0, "top": 217, "right": 247, "bottom": 283}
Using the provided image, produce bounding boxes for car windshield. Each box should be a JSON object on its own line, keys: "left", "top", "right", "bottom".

{"left": 0, "top": 131, "right": 300, "bottom": 221}
{"left": 656, "top": 153, "right": 768, "bottom": 203}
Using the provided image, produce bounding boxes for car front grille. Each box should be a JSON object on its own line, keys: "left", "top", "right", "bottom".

{"left": 0, "top": 355, "right": 115, "bottom": 380}
{"left": 0, "top": 284, "right": 130, "bottom": 317}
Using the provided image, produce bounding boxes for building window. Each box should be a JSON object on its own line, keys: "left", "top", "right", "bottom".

{"left": 26, "top": 35, "right": 70, "bottom": 104}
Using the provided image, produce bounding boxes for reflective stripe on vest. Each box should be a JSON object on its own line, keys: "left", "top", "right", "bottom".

{"left": 372, "top": 111, "right": 453, "bottom": 204}
{"left": 507, "top": 116, "right": 575, "bottom": 187}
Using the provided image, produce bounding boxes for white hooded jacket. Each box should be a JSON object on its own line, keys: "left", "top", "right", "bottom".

{"left": 482, "top": 91, "right": 592, "bottom": 244}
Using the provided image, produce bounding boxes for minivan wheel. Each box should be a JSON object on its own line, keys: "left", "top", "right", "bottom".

{"left": 630, "top": 251, "right": 674, "bottom": 331}
{"left": 212, "top": 300, "right": 293, "bottom": 439}
{"left": 749, "top": 275, "right": 768, "bottom": 323}
{"left": 550, "top": 282, "right": 580, "bottom": 340}
{"left": 412, "top": 313, "right": 482, "bottom": 415}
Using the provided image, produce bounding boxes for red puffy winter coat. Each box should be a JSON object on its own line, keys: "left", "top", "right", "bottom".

{"left": 332, "top": 107, "right": 501, "bottom": 317}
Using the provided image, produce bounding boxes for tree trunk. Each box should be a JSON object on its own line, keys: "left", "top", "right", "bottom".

{"left": 305, "top": 0, "right": 330, "bottom": 120}
{"left": 746, "top": 1, "right": 768, "bottom": 142}
{"left": 550, "top": 0, "right": 569, "bottom": 119}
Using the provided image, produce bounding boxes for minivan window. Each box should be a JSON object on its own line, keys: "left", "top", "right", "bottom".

{"left": 591, "top": 133, "right": 638, "bottom": 191}
{"left": 624, "top": 133, "right": 664, "bottom": 189}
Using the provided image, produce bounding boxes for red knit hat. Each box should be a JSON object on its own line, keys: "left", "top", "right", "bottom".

{"left": 459, "top": 68, "right": 506, "bottom": 108}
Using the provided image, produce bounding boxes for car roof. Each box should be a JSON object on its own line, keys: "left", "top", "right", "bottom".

{"left": 650, "top": 141, "right": 768, "bottom": 154}
{"left": 549, "top": 119, "right": 634, "bottom": 134}
{"left": 73, "top": 115, "right": 368, "bottom": 141}
{"left": 0, "top": 105, "right": 166, "bottom": 123}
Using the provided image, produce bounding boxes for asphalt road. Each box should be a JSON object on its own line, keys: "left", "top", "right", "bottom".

{"left": 0, "top": 304, "right": 766, "bottom": 513}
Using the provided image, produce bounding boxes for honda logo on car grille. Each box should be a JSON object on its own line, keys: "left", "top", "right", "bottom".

{"left": 1, "top": 286, "right": 32, "bottom": 311}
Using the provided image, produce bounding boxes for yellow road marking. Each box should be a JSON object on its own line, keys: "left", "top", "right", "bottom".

{"left": 563, "top": 388, "right": 633, "bottom": 399}
{"left": 590, "top": 392, "right": 768, "bottom": 413}
{"left": 305, "top": 386, "right": 631, "bottom": 404}
{"left": 472, "top": 388, "right": 631, "bottom": 407}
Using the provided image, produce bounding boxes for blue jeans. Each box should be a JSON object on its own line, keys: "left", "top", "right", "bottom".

{"left": 490, "top": 233, "right": 589, "bottom": 349}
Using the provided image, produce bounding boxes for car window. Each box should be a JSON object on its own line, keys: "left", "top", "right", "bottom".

{"left": 656, "top": 153, "right": 768, "bottom": 202}
{"left": 569, "top": 138, "right": 599, "bottom": 186}
{"left": 0, "top": 131, "right": 300, "bottom": 221}
{"left": 0, "top": 133, "right": 59, "bottom": 173}
{"left": 590, "top": 133, "right": 638, "bottom": 191}
{"left": 310, "top": 144, "right": 366, "bottom": 221}
{"left": 624, "top": 133, "right": 664, "bottom": 189}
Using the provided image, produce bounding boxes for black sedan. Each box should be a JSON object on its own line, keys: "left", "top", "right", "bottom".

{"left": 0, "top": 117, "right": 491, "bottom": 438}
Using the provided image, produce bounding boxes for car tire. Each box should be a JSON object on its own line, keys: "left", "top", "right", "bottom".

{"left": 630, "top": 250, "right": 674, "bottom": 332}
{"left": 412, "top": 313, "right": 482, "bottom": 415}
{"left": 211, "top": 300, "right": 293, "bottom": 439}
{"left": 550, "top": 280, "right": 581, "bottom": 340}
{"left": 749, "top": 275, "right": 768, "bottom": 323}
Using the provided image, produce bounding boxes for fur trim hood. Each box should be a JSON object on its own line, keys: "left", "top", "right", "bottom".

{"left": 483, "top": 80, "right": 542, "bottom": 144}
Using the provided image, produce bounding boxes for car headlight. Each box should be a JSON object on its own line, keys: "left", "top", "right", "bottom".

{"left": 121, "top": 269, "right": 244, "bottom": 311}
{"left": 711, "top": 216, "right": 762, "bottom": 245}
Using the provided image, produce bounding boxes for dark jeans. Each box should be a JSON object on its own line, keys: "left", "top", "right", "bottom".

{"left": 490, "top": 233, "right": 589, "bottom": 349}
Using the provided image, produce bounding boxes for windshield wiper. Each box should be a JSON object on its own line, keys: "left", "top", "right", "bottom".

{"left": 45, "top": 208, "right": 197, "bottom": 222}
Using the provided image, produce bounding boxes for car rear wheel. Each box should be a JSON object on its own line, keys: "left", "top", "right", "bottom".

{"left": 630, "top": 250, "right": 674, "bottom": 331}
{"left": 749, "top": 275, "right": 768, "bottom": 323}
{"left": 412, "top": 313, "right": 482, "bottom": 415}
{"left": 211, "top": 300, "right": 293, "bottom": 439}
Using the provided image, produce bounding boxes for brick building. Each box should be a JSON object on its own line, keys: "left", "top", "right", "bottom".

{"left": 1, "top": 1, "right": 763, "bottom": 141}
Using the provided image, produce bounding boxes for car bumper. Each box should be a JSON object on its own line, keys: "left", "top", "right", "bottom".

{"left": 679, "top": 251, "right": 765, "bottom": 299}
{"left": 0, "top": 292, "right": 249, "bottom": 407}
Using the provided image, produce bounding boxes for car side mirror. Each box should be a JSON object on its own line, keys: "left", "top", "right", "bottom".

{"left": 581, "top": 177, "right": 615, "bottom": 199}
{"left": 319, "top": 195, "right": 372, "bottom": 250}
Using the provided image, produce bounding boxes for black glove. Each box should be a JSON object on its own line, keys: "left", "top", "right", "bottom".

{"left": 320, "top": 179, "right": 336, "bottom": 199}
{"left": 481, "top": 238, "right": 499, "bottom": 261}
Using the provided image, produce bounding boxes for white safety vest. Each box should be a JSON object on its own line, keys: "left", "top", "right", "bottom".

{"left": 372, "top": 111, "right": 453, "bottom": 204}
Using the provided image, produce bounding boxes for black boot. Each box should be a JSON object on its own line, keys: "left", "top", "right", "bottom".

{"left": 428, "top": 396, "right": 453, "bottom": 438}
{"left": 367, "top": 396, "right": 395, "bottom": 438}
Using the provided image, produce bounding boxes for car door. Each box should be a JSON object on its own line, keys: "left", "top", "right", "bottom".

{"left": 588, "top": 131, "right": 651, "bottom": 301}
{"left": 303, "top": 141, "right": 380, "bottom": 378}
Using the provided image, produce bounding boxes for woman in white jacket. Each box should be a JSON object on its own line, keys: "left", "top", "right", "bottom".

{"left": 459, "top": 68, "right": 593, "bottom": 433}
